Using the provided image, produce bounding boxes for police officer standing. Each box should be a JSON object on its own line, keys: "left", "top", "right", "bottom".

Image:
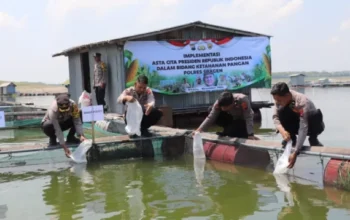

{"left": 271, "top": 82, "right": 325, "bottom": 168}
{"left": 93, "top": 53, "right": 107, "bottom": 112}
{"left": 193, "top": 91, "right": 259, "bottom": 140}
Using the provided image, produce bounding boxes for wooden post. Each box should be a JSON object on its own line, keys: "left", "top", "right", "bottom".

{"left": 91, "top": 106, "right": 95, "bottom": 144}
{"left": 91, "top": 121, "right": 95, "bottom": 144}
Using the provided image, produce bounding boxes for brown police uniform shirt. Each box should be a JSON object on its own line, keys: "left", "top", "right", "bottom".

{"left": 42, "top": 99, "right": 84, "bottom": 145}
{"left": 117, "top": 86, "right": 155, "bottom": 111}
{"left": 198, "top": 93, "right": 254, "bottom": 135}
{"left": 94, "top": 61, "right": 107, "bottom": 87}
{"left": 272, "top": 90, "right": 317, "bottom": 151}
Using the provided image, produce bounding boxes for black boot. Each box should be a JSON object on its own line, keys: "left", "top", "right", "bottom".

{"left": 216, "top": 126, "right": 230, "bottom": 137}
{"left": 141, "top": 128, "right": 152, "bottom": 137}
{"left": 216, "top": 131, "right": 227, "bottom": 137}
{"left": 129, "top": 134, "right": 139, "bottom": 139}
{"left": 66, "top": 128, "right": 80, "bottom": 144}
{"left": 309, "top": 136, "right": 323, "bottom": 146}
{"left": 49, "top": 137, "right": 58, "bottom": 146}
{"left": 66, "top": 135, "right": 80, "bottom": 144}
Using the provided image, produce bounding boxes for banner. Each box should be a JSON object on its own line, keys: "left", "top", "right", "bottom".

{"left": 124, "top": 36, "right": 271, "bottom": 95}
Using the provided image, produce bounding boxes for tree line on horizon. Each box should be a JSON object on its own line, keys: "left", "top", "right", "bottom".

{"left": 272, "top": 70, "right": 350, "bottom": 78}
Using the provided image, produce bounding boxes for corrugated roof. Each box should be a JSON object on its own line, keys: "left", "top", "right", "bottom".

{"left": 52, "top": 20, "right": 272, "bottom": 57}
{"left": 289, "top": 73, "right": 306, "bottom": 77}
{"left": 0, "top": 82, "right": 16, "bottom": 88}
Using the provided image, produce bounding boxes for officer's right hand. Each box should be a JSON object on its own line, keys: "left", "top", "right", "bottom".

{"left": 62, "top": 144, "right": 71, "bottom": 158}
{"left": 281, "top": 130, "right": 291, "bottom": 141}
{"left": 192, "top": 129, "right": 201, "bottom": 137}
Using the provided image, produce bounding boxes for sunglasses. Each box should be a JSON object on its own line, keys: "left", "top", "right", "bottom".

{"left": 58, "top": 104, "right": 70, "bottom": 112}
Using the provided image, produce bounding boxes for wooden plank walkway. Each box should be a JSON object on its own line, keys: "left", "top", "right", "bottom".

{"left": 0, "top": 126, "right": 188, "bottom": 154}
{"left": 5, "top": 111, "right": 47, "bottom": 116}
{"left": 1, "top": 125, "right": 350, "bottom": 160}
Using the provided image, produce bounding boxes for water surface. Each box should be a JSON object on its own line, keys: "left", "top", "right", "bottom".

{"left": 1, "top": 87, "right": 350, "bottom": 219}
{"left": 1, "top": 157, "right": 350, "bottom": 220}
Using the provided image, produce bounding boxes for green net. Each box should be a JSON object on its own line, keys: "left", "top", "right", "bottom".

{"left": 5, "top": 118, "right": 42, "bottom": 128}
{"left": 0, "top": 137, "right": 166, "bottom": 168}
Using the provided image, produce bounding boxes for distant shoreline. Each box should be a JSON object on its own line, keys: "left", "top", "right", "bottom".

{"left": 2, "top": 74, "right": 350, "bottom": 95}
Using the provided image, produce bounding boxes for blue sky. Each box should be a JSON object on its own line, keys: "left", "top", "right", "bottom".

{"left": 0, "top": 0, "right": 349, "bottom": 84}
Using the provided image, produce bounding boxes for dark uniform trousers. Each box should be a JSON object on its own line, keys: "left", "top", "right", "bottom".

{"left": 277, "top": 106, "right": 325, "bottom": 145}
{"left": 208, "top": 106, "right": 249, "bottom": 138}
{"left": 124, "top": 108, "right": 163, "bottom": 133}
{"left": 41, "top": 111, "right": 83, "bottom": 142}
{"left": 95, "top": 86, "right": 106, "bottom": 108}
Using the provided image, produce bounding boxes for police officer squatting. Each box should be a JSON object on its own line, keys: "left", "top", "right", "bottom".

{"left": 117, "top": 75, "right": 163, "bottom": 138}
{"left": 193, "top": 91, "right": 259, "bottom": 140}
{"left": 271, "top": 82, "right": 325, "bottom": 168}
{"left": 41, "top": 94, "right": 87, "bottom": 158}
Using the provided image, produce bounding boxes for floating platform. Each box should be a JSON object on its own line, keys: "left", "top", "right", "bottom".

{"left": 2, "top": 114, "right": 350, "bottom": 191}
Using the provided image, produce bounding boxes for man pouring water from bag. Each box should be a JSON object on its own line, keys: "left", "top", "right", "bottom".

{"left": 117, "top": 75, "right": 163, "bottom": 137}
{"left": 41, "top": 94, "right": 87, "bottom": 157}
{"left": 193, "top": 91, "right": 259, "bottom": 140}
{"left": 271, "top": 82, "right": 325, "bottom": 169}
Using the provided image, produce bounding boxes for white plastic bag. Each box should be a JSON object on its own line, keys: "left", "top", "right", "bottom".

{"left": 273, "top": 173, "right": 294, "bottom": 206}
{"left": 193, "top": 132, "right": 206, "bottom": 159}
{"left": 194, "top": 157, "right": 206, "bottom": 186}
{"left": 125, "top": 101, "right": 143, "bottom": 136}
{"left": 273, "top": 140, "right": 292, "bottom": 174}
{"left": 70, "top": 139, "right": 93, "bottom": 163}
{"left": 78, "top": 90, "right": 92, "bottom": 107}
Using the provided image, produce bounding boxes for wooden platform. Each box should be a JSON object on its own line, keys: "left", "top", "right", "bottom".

{"left": 0, "top": 126, "right": 188, "bottom": 155}
{"left": 101, "top": 116, "right": 350, "bottom": 160}
{"left": 2, "top": 123, "right": 350, "bottom": 161}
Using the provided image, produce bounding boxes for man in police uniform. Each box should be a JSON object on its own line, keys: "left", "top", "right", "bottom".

{"left": 41, "top": 94, "right": 86, "bottom": 157}
{"left": 271, "top": 82, "right": 325, "bottom": 168}
{"left": 117, "top": 75, "right": 163, "bottom": 137}
{"left": 193, "top": 91, "right": 259, "bottom": 140}
{"left": 93, "top": 53, "right": 107, "bottom": 112}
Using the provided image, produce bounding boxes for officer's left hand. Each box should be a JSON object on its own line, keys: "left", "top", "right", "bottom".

{"left": 287, "top": 152, "right": 298, "bottom": 169}
{"left": 144, "top": 104, "right": 153, "bottom": 116}
{"left": 248, "top": 135, "right": 260, "bottom": 140}
{"left": 80, "top": 135, "right": 86, "bottom": 142}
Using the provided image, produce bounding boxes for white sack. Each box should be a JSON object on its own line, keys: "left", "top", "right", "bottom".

{"left": 78, "top": 90, "right": 92, "bottom": 107}
{"left": 70, "top": 139, "right": 93, "bottom": 163}
{"left": 125, "top": 101, "right": 143, "bottom": 136}
{"left": 273, "top": 140, "right": 292, "bottom": 174}
{"left": 193, "top": 132, "right": 206, "bottom": 159}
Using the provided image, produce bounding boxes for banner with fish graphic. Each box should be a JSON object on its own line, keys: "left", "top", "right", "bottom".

{"left": 124, "top": 36, "right": 271, "bottom": 95}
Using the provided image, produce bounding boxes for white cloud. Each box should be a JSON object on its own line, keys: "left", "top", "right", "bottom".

{"left": 150, "top": 0, "right": 179, "bottom": 7}
{"left": 329, "top": 36, "right": 339, "bottom": 44}
{"left": 46, "top": 0, "right": 140, "bottom": 21}
{"left": 340, "top": 19, "right": 350, "bottom": 31}
{"left": 275, "top": 0, "right": 303, "bottom": 18}
{"left": 207, "top": 0, "right": 303, "bottom": 32}
{"left": 0, "top": 12, "right": 26, "bottom": 28}
{"left": 138, "top": 0, "right": 181, "bottom": 24}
